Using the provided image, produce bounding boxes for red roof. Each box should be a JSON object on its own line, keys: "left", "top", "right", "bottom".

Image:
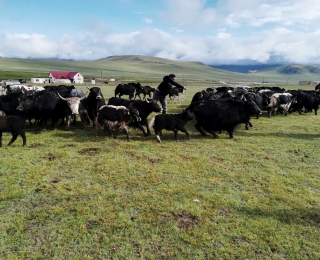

{"left": 49, "top": 71, "right": 79, "bottom": 79}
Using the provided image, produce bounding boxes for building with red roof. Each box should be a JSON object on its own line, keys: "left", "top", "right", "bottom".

{"left": 48, "top": 71, "right": 84, "bottom": 84}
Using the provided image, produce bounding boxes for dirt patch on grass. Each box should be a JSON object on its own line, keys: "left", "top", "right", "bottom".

{"left": 217, "top": 208, "right": 232, "bottom": 216}
{"left": 125, "top": 151, "right": 138, "bottom": 158}
{"left": 78, "top": 148, "right": 101, "bottom": 154}
{"left": 179, "top": 154, "right": 193, "bottom": 161}
{"left": 44, "top": 153, "right": 59, "bottom": 161}
{"left": 212, "top": 156, "right": 224, "bottom": 162}
{"left": 51, "top": 178, "right": 60, "bottom": 183}
{"left": 147, "top": 157, "right": 163, "bottom": 164}
{"left": 86, "top": 220, "right": 99, "bottom": 229}
{"left": 173, "top": 211, "right": 198, "bottom": 230}
{"left": 29, "top": 143, "right": 43, "bottom": 148}
{"left": 62, "top": 144, "right": 76, "bottom": 148}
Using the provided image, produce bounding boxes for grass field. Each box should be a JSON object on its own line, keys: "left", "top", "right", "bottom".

{"left": 1, "top": 82, "right": 320, "bottom": 259}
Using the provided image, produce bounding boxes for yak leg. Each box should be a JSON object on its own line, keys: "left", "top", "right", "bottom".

{"left": 73, "top": 115, "right": 77, "bottom": 125}
{"left": 65, "top": 115, "right": 71, "bottom": 129}
{"left": 95, "top": 122, "right": 101, "bottom": 137}
{"left": 134, "top": 123, "right": 148, "bottom": 136}
{"left": 140, "top": 119, "right": 150, "bottom": 136}
{"left": 80, "top": 111, "right": 89, "bottom": 128}
{"left": 7, "top": 132, "right": 18, "bottom": 146}
{"left": 226, "top": 127, "right": 235, "bottom": 139}
{"left": 176, "top": 126, "right": 191, "bottom": 140}
{"left": 0, "top": 131, "right": 2, "bottom": 147}
{"left": 20, "top": 131, "right": 26, "bottom": 146}
{"left": 245, "top": 120, "right": 253, "bottom": 130}
{"left": 195, "top": 122, "right": 207, "bottom": 136}
{"left": 174, "top": 130, "right": 178, "bottom": 141}
{"left": 202, "top": 126, "right": 219, "bottom": 138}
{"left": 154, "top": 128, "right": 162, "bottom": 143}
{"left": 123, "top": 127, "right": 130, "bottom": 141}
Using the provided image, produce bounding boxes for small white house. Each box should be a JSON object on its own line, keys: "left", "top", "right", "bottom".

{"left": 31, "top": 78, "right": 49, "bottom": 84}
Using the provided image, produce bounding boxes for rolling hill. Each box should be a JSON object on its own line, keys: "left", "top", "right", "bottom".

{"left": 0, "top": 56, "right": 319, "bottom": 85}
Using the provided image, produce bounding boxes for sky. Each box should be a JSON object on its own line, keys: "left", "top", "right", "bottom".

{"left": 0, "top": 0, "right": 320, "bottom": 65}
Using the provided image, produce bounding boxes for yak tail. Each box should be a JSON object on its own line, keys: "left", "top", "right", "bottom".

{"left": 148, "top": 115, "right": 156, "bottom": 129}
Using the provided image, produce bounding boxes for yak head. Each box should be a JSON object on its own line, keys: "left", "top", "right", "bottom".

{"left": 87, "top": 85, "right": 103, "bottom": 100}
{"left": 58, "top": 93, "right": 86, "bottom": 115}
{"left": 146, "top": 99, "right": 162, "bottom": 112}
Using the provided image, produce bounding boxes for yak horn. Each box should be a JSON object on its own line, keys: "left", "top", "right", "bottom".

{"left": 57, "top": 93, "right": 67, "bottom": 101}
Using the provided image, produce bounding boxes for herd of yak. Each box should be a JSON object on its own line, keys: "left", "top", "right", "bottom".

{"left": 0, "top": 81, "right": 320, "bottom": 146}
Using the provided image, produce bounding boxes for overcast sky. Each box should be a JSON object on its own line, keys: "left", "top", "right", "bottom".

{"left": 0, "top": 0, "right": 320, "bottom": 65}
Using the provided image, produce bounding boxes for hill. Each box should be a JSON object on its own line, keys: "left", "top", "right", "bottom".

{"left": 277, "top": 64, "right": 320, "bottom": 75}
{"left": 208, "top": 64, "right": 284, "bottom": 73}
{"left": 0, "top": 56, "right": 319, "bottom": 84}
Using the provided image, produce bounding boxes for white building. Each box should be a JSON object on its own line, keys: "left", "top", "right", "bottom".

{"left": 31, "top": 78, "right": 49, "bottom": 84}
{"left": 49, "top": 71, "right": 84, "bottom": 84}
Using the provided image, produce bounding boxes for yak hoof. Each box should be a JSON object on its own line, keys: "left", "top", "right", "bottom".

{"left": 156, "top": 135, "right": 161, "bottom": 143}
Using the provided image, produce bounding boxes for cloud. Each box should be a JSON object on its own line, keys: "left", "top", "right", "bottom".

{"left": 221, "top": 0, "right": 320, "bottom": 28}
{"left": 171, "top": 27, "right": 185, "bottom": 33}
{"left": 2, "top": 25, "right": 320, "bottom": 64}
{"left": 142, "top": 18, "right": 153, "bottom": 24}
{"left": 217, "top": 32, "right": 231, "bottom": 39}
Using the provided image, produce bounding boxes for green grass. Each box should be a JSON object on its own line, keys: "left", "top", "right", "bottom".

{"left": 1, "top": 83, "right": 320, "bottom": 259}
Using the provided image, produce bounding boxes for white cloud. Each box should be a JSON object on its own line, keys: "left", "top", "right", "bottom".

{"left": 143, "top": 18, "right": 153, "bottom": 24}
{"left": 171, "top": 27, "right": 185, "bottom": 33}
{"left": 221, "top": 0, "right": 320, "bottom": 28}
{"left": 217, "top": 32, "right": 231, "bottom": 39}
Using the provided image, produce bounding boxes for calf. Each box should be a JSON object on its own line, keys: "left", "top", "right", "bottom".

{"left": 108, "top": 97, "right": 161, "bottom": 136}
{"left": 169, "top": 86, "right": 184, "bottom": 99}
{"left": 0, "top": 116, "right": 26, "bottom": 147}
{"left": 267, "top": 93, "right": 293, "bottom": 117}
{"left": 96, "top": 105, "right": 140, "bottom": 141}
{"left": 148, "top": 109, "right": 193, "bottom": 143}
{"left": 115, "top": 82, "right": 142, "bottom": 100}
{"left": 141, "top": 86, "right": 155, "bottom": 100}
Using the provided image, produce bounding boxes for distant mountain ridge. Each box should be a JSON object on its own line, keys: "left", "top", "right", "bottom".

{"left": 277, "top": 65, "right": 320, "bottom": 74}
{"left": 209, "top": 64, "right": 320, "bottom": 75}
{"left": 208, "top": 64, "right": 284, "bottom": 73}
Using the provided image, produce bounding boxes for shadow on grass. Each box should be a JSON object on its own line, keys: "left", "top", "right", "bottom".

{"left": 23, "top": 117, "right": 320, "bottom": 143}
{"left": 236, "top": 206, "right": 320, "bottom": 227}
{"left": 50, "top": 128, "right": 156, "bottom": 143}
{"left": 246, "top": 131, "right": 320, "bottom": 140}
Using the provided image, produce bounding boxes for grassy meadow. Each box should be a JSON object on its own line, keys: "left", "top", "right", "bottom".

{"left": 1, "top": 79, "right": 320, "bottom": 259}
